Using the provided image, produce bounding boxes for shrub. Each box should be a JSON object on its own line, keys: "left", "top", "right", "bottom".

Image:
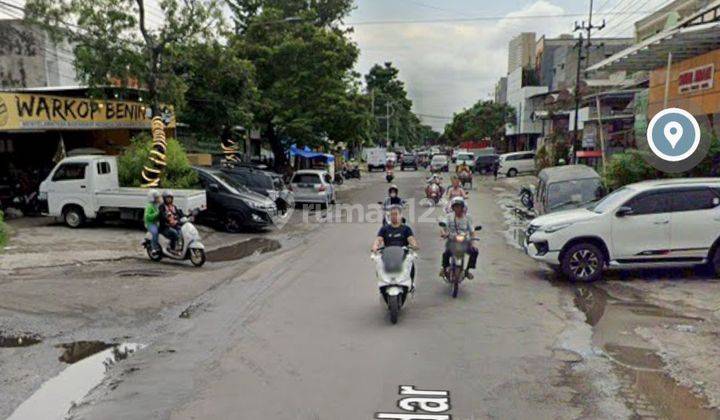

{"left": 602, "top": 150, "right": 659, "bottom": 190}
{"left": 118, "top": 133, "right": 200, "bottom": 189}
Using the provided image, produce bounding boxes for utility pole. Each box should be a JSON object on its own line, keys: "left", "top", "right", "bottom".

{"left": 572, "top": 0, "right": 606, "bottom": 160}
{"left": 386, "top": 102, "right": 391, "bottom": 148}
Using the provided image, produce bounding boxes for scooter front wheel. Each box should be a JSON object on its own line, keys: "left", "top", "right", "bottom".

{"left": 388, "top": 295, "right": 400, "bottom": 324}
{"left": 189, "top": 249, "right": 206, "bottom": 267}
{"left": 147, "top": 246, "right": 162, "bottom": 262}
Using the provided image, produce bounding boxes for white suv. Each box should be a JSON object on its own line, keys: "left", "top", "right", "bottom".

{"left": 525, "top": 178, "right": 720, "bottom": 282}
{"left": 499, "top": 151, "right": 536, "bottom": 177}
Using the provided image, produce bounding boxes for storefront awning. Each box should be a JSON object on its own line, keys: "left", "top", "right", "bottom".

{"left": 588, "top": 21, "right": 720, "bottom": 73}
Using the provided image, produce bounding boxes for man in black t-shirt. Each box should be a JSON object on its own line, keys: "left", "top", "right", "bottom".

{"left": 372, "top": 206, "right": 418, "bottom": 281}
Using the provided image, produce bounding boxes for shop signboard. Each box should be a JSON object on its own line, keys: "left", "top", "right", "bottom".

{"left": 582, "top": 124, "right": 597, "bottom": 148}
{"left": 678, "top": 64, "right": 714, "bottom": 94}
{"left": 0, "top": 92, "right": 176, "bottom": 131}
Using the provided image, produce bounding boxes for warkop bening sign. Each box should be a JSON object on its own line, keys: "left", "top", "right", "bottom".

{"left": 0, "top": 92, "right": 175, "bottom": 130}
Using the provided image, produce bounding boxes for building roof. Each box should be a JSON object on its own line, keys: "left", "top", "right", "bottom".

{"left": 589, "top": 1, "right": 720, "bottom": 73}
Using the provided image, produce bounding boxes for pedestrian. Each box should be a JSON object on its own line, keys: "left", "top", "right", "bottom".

{"left": 492, "top": 160, "right": 499, "bottom": 180}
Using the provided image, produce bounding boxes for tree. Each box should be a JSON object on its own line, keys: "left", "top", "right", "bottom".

{"left": 176, "top": 39, "right": 257, "bottom": 143}
{"left": 25, "top": 0, "right": 223, "bottom": 116}
{"left": 229, "top": 0, "right": 364, "bottom": 169}
{"left": 364, "top": 62, "right": 423, "bottom": 148}
{"left": 443, "top": 100, "right": 516, "bottom": 146}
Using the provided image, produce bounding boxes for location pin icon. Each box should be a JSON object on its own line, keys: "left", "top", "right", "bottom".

{"left": 664, "top": 121, "right": 683, "bottom": 149}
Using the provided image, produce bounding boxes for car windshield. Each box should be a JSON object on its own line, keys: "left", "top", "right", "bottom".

{"left": 213, "top": 172, "right": 253, "bottom": 194}
{"left": 547, "top": 178, "right": 604, "bottom": 210}
{"left": 591, "top": 187, "right": 635, "bottom": 213}
{"left": 432, "top": 156, "right": 447, "bottom": 163}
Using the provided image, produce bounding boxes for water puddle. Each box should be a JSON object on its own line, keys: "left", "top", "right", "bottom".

{"left": 207, "top": 237, "right": 281, "bottom": 262}
{"left": 57, "top": 341, "right": 114, "bottom": 364}
{"left": 570, "top": 284, "right": 717, "bottom": 418}
{"left": 0, "top": 332, "right": 42, "bottom": 347}
{"left": 8, "top": 343, "right": 144, "bottom": 420}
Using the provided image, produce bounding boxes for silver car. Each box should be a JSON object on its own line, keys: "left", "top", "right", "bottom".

{"left": 290, "top": 170, "right": 336, "bottom": 208}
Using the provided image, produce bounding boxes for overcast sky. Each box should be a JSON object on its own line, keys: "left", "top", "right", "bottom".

{"left": 348, "top": 0, "right": 673, "bottom": 130}
{"left": 1, "top": 0, "right": 674, "bottom": 130}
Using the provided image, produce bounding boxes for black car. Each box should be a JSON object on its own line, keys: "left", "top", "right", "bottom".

{"left": 400, "top": 154, "right": 418, "bottom": 171}
{"left": 220, "top": 166, "right": 295, "bottom": 216}
{"left": 194, "top": 167, "right": 278, "bottom": 232}
{"left": 475, "top": 154, "right": 499, "bottom": 173}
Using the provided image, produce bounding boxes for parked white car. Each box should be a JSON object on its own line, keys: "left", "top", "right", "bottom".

{"left": 498, "top": 151, "right": 536, "bottom": 177}
{"left": 290, "top": 169, "right": 336, "bottom": 208}
{"left": 39, "top": 155, "right": 206, "bottom": 228}
{"left": 525, "top": 178, "right": 720, "bottom": 282}
{"left": 430, "top": 155, "right": 450, "bottom": 172}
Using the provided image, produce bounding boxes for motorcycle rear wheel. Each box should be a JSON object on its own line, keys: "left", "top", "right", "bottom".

{"left": 388, "top": 295, "right": 400, "bottom": 324}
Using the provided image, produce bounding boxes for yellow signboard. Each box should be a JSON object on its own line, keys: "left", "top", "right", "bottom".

{"left": 0, "top": 92, "right": 176, "bottom": 131}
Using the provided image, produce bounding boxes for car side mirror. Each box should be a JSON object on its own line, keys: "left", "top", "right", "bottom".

{"left": 474, "top": 225, "right": 482, "bottom": 231}
{"left": 208, "top": 184, "right": 220, "bottom": 193}
{"left": 616, "top": 206, "right": 633, "bottom": 217}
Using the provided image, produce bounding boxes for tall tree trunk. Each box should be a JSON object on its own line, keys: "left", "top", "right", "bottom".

{"left": 265, "top": 123, "right": 288, "bottom": 172}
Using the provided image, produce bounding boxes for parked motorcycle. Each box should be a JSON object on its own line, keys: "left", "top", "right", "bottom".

{"left": 334, "top": 173, "right": 344, "bottom": 185}
{"left": 519, "top": 185, "right": 535, "bottom": 209}
{"left": 439, "top": 221, "right": 481, "bottom": 298}
{"left": 371, "top": 246, "right": 416, "bottom": 324}
{"left": 143, "top": 218, "right": 206, "bottom": 267}
{"left": 342, "top": 164, "right": 361, "bottom": 179}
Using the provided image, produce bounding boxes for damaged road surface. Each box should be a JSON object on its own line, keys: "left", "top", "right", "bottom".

{"left": 2, "top": 172, "right": 720, "bottom": 419}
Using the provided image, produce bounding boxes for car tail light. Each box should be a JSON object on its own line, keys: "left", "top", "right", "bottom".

{"left": 318, "top": 185, "right": 326, "bottom": 192}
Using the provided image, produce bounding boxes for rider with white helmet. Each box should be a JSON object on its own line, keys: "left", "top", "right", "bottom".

{"left": 440, "top": 197, "right": 479, "bottom": 279}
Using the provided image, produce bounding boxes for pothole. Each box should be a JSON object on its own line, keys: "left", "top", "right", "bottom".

{"left": 8, "top": 343, "right": 144, "bottom": 420}
{"left": 569, "top": 285, "right": 718, "bottom": 418}
{"left": 115, "top": 269, "right": 165, "bottom": 277}
{"left": 0, "top": 332, "right": 42, "bottom": 347}
{"left": 56, "top": 341, "right": 114, "bottom": 364}
{"left": 207, "top": 238, "right": 281, "bottom": 262}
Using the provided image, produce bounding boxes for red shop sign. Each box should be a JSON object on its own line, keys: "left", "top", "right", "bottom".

{"left": 678, "top": 64, "right": 714, "bottom": 94}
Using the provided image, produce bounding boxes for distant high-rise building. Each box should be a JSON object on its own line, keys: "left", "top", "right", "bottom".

{"left": 494, "top": 77, "right": 507, "bottom": 104}
{"left": 507, "top": 33, "right": 536, "bottom": 74}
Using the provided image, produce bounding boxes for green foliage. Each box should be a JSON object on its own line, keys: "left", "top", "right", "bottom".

{"left": 689, "top": 130, "right": 720, "bottom": 177}
{"left": 536, "top": 135, "right": 570, "bottom": 171}
{"left": 25, "top": 0, "right": 223, "bottom": 115}
{"left": 177, "top": 39, "right": 257, "bottom": 141}
{"left": 118, "top": 134, "right": 199, "bottom": 189}
{"left": 442, "top": 100, "right": 516, "bottom": 146}
{"left": 364, "top": 62, "right": 433, "bottom": 147}
{"left": 602, "top": 150, "right": 658, "bottom": 191}
{"left": 0, "top": 210, "right": 7, "bottom": 249}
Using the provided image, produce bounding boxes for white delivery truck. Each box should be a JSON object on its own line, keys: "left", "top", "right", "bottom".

{"left": 39, "top": 155, "right": 206, "bottom": 228}
{"left": 363, "top": 147, "right": 387, "bottom": 172}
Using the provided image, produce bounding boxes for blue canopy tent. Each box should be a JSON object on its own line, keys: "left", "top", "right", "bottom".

{"left": 289, "top": 144, "right": 336, "bottom": 178}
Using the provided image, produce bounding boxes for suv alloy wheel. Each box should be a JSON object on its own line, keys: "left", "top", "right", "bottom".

{"left": 562, "top": 243, "right": 605, "bottom": 282}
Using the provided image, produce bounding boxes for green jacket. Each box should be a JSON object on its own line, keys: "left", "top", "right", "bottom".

{"left": 144, "top": 203, "right": 159, "bottom": 228}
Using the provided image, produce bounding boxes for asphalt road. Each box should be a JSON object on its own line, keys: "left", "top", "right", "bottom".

{"left": 67, "top": 169, "right": 627, "bottom": 420}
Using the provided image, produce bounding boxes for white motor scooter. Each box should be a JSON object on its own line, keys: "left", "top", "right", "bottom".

{"left": 371, "top": 246, "right": 416, "bottom": 324}
{"left": 143, "top": 218, "right": 206, "bottom": 267}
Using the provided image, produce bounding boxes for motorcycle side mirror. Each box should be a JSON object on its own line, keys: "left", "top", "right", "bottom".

{"left": 474, "top": 225, "right": 482, "bottom": 231}
{"left": 377, "top": 201, "right": 383, "bottom": 205}
{"left": 438, "top": 221, "right": 447, "bottom": 227}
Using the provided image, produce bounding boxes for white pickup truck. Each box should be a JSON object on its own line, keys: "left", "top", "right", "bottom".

{"left": 39, "top": 155, "right": 206, "bottom": 228}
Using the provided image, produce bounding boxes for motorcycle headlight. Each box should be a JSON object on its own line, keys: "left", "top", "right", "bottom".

{"left": 455, "top": 235, "right": 466, "bottom": 242}
{"left": 541, "top": 223, "right": 573, "bottom": 233}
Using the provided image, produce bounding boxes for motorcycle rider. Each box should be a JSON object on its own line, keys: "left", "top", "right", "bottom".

{"left": 383, "top": 184, "right": 404, "bottom": 207}
{"left": 440, "top": 197, "right": 479, "bottom": 280}
{"left": 372, "top": 205, "right": 419, "bottom": 284}
{"left": 425, "top": 174, "right": 445, "bottom": 197}
{"left": 144, "top": 189, "right": 161, "bottom": 251}
{"left": 446, "top": 175, "right": 468, "bottom": 200}
{"left": 159, "top": 190, "right": 185, "bottom": 252}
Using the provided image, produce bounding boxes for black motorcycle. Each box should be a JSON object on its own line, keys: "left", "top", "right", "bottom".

{"left": 342, "top": 165, "right": 361, "bottom": 179}
{"left": 439, "top": 221, "right": 482, "bottom": 298}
